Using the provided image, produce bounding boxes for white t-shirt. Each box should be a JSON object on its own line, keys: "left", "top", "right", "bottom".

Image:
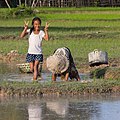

{"left": 27, "top": 29, "right": 45, "bottom": 54}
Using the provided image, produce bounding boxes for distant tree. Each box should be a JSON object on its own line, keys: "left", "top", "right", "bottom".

{"left": 4, "top": 0, "right": 11, "bottom": 9}
{"left": 31, "top": 0, "right": 36, "bottom": 7}
{"left": 25, "top": 0, "right": 27, "bottom": 6}
{"left": 19, "top": 0, "right": 21, "bottom": 6}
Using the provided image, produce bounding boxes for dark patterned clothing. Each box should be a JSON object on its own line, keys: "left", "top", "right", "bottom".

{"left": 26, "top": 53, "right": 43, "bottom": 62}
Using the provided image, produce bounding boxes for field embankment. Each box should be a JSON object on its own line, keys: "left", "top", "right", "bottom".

{"left": 0, "top": 7, "right": 120, "bottom": 95}
{"left": 0, "top": 79, "right": 120, "bottom": 96}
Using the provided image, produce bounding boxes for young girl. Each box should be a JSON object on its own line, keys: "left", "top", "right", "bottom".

{"left": 20, "top": 17, "right": 49, "bottom": 81}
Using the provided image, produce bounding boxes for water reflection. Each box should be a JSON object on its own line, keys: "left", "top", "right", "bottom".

{"left": 27, "top": 98, "right": 100, "bottom": 120}
{"left": 1, "top": 95, "right": 120, "bottom": 120}
{"left": 28, "top": 104, "right": 42, "bottom": 120}
{"left": 0, "top": 101, "right": 28, "bottom": 120}
{"left": 46, "top": 100, "right": 69, "bottom": 117}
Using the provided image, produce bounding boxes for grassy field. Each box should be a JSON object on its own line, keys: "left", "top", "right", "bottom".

{"left": 0, "top": 7, "right": 120, "bottom": 67}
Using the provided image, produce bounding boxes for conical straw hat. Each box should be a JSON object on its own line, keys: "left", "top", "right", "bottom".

{"left": 54, "top": 47, "right": 69, "bottom": 59}
{"left": 46, "top": 54, "right": 69, "bottom": 74}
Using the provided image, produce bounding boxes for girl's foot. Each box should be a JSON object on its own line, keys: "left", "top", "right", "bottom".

{"left": 37, "top": 74, "right": 42, "bottom": 80}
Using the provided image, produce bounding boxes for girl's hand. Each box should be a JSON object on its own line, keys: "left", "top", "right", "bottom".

{"left": 44, "top": 22, "right": 50, "bottom": 31}
{"left": 24, "top": 21, "right": 29, "bottom": 29}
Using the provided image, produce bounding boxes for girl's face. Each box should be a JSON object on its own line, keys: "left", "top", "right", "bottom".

{"left": 33, "top": 20, "right": 41, "bottom": 31}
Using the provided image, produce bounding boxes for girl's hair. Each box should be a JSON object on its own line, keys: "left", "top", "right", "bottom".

{"left": 30, "top": 17, "right": 41, "bottom": 34}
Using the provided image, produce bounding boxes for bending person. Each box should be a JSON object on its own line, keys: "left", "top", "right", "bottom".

{"left": 47, "top": 47, "right": 80, "bottom": 81}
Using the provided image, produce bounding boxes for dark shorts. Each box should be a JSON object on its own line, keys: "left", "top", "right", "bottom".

{"left": 26, "top": 53, "right": 43, "bottom": 63}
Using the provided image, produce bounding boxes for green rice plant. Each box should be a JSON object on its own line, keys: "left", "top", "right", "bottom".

{"left": 0, "top": 5, "right": 35, "bottom": 19}
{"left": 0, "top": 7, "right": 120, "bottom": 68}
{"left": 1, "top": 78, "right": 120, "bottom": 96}
{"left": 0, "top": 40, "right": 28, "bottom": 54}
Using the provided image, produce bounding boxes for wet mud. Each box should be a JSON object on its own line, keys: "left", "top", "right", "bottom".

{"left": 1, "top": 50, "right": 120, "bottom": 80}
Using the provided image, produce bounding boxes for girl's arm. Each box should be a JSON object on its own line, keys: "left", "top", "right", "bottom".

{"left": 20, "top": 21, "right": 29, "bottom": 38}
{"left": 43, "top": 22, "right": 49, "bottom": 41}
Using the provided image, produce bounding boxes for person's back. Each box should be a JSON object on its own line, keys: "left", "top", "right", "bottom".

{"left": 47, "top": 47, "right": 80, "bottom": 81}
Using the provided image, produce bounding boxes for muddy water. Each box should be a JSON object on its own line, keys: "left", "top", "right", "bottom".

{"left": 0, "top": 62, "right": 91, "bottom": 82}
{"left": 0, "top": 63, "right": 120, "bottom": 120}
{"left": 0, "top": 94, "right": 120, "bottom": 120}
{"left": 0, "top": 62, "right": 55, "bottom": 82}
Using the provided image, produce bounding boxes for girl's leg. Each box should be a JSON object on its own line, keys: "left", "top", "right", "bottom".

{"left": 33, "top": 60, "right": 39, "bottom": 80}
{"left": 29, "top": 62, "right": 34, "bottom": 73}
{"left": 38, "top": 62, "right": 42, "bottom": 78}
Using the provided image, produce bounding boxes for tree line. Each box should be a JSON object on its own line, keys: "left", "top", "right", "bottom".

{"left": 2, "top": 0, "right": 120, "bottom": 8}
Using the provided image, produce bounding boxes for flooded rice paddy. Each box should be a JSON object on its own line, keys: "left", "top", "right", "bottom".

{"left": 0, "top": 62, "right": 90, "bottom": 82}
{"left": 0, "top": 63, "right": 120, "bottom": 120}
{"left": 0, "top": 94, "right": 120, "bottom": 120}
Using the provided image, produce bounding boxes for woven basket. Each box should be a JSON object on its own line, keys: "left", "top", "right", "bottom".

{"left": 17, "top": 63, "right": 31, "bottom": 73}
